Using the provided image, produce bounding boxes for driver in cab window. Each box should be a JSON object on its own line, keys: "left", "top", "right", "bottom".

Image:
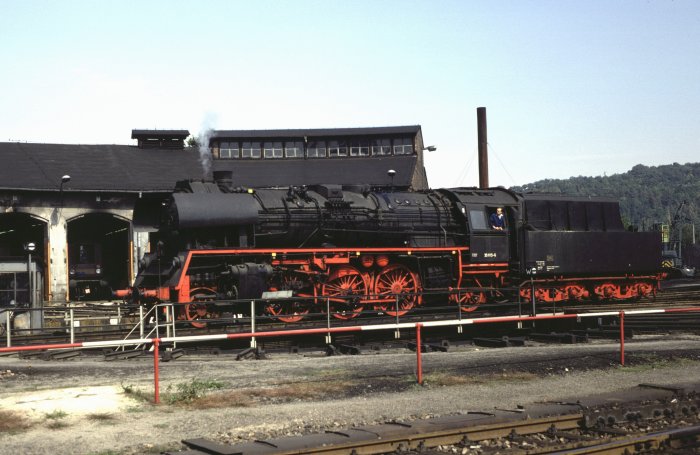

{"left": 489, "top": 207, "right": 505, "bottom": 230}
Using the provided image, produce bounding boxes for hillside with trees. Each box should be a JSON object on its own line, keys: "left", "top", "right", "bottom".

{"left": 510, "top": 162, "right": 699, "bottom": 264}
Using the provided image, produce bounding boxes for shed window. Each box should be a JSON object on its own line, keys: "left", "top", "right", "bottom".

{"left": 393, "top": 137, "right": 414, "bottom": 155}
{"left": 219, "top": 141, "right": 239, "bottom": 159}
{"left": 307, "top": 141, "right": 326, "bottom": 158}
{"left": 241, "top": 142, "right": 261, "bottom": 159}
{"left": 263, "top": 141, "right": 284, "bottom": 159}
{"left": 328, "top": 140, "right": 348, "bottom": 157}
{"left": 285, "top": 141, "right": 303, "bottom": 158}
{"left": 372, "top": 139, "right": 392, "bottom": 155}
{"left": 350, "top": 140, "right": 370, "bottom": 156}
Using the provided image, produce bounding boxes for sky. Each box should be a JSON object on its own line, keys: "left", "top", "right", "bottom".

{"left": 1, "top": 0, "right": 699, "bottom": 188}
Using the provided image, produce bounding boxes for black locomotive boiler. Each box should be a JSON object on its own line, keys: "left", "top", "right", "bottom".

{"left": 122, "top": 177, "right": 662, "bottom": 325}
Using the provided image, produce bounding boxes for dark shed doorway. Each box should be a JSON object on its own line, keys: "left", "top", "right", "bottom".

{"left": 67, "top": 213, "right": 130, "bottom": 301}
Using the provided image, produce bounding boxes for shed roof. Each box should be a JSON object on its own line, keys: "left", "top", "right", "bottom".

{"left": 0, "top": 142, "right": 204, "bottom": 192}
{"left": 211, "top": 125, "right": 421, "bottom": 140}
{"left": 0, "top": 125, "right": 428, "bottom": 193}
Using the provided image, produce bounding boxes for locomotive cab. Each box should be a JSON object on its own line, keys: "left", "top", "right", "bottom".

{"left": 439, "top": 188, "right": 521, "bottom": 265}
{"left": 465, "top": 204, "right": 511, "bottom": 263}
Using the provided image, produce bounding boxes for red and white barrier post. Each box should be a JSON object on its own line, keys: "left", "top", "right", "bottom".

{"left": 153, "top": 338, "right": 161, "bottom": 404}
{"left": 416, "top": 323, "right": 423, "bottom": 385}
{"left": 619, "top": 311, "right": 625, "bottom": 366}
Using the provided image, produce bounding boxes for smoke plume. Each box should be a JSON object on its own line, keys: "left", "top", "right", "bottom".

{"left": 198, "top": 128, "right": 214, "bottom": 178}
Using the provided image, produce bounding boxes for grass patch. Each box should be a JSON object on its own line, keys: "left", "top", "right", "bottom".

{"left": 44, "top": 409, "right": 68, "bottom": 420}
{"left": 423, "top": 371, "right": 537, "bottom": 387}
{"left": 0, "top": 410, "right": 34, "bottom": 433}
{"left": 121, "top": 382, "right": 153, "bottom": 402}
{"left": 124, "top": 405, "right": 146, "bottom": 413}
{"left": 621, "top": 355, "right": 698, "bottom": 372}
{"left": 46, "top": 420, "right": 70, "bottom": 429}
{"left": 308, "top": 368, "right": 353, "bottom": 380}
{"left": 164, "top": 379, "right": 224, "bottom": 405}
{"left": 44, "top": 409, "right": 70, "bottom": 429}
{"left": 189, "top": 379, "right": 357, "bottom": 409}
{"left": 86, "top": 412, "right": 116, "bottom": 422}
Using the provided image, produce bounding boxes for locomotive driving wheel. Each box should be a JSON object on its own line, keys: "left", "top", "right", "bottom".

{"left": 265, "top": 274, "right": 312, "bottom": 323}
{"left": 374, "top": 264, "right": 422, "bottom": 317}
{"left": 321, "top": 266, "right": 368, "bottom": 320}
{"left": 185, "top": 287, "right": 220, "bottom": 328}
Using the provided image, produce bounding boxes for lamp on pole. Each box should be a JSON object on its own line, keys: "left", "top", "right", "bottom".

{"left": 24, "top": 242, "right": 36, "bottom": 309}
{"left": 422, "top": 145, "right": 436, "bottom": 152}
{"left": 59, "top": 175, "right": 71, "bottom": 206}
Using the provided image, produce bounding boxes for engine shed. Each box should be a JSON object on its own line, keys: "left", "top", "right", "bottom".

{"left": 0, "top": 125, "right": 430, "bottom": 325}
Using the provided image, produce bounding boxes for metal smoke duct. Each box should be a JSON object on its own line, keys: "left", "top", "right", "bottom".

{"left": 477, "top": 107, "right": 489, "bottom": 188}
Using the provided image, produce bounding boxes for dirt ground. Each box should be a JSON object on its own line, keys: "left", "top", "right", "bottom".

{"left": 1, "top": 334, "right": 700, "bottom": 455}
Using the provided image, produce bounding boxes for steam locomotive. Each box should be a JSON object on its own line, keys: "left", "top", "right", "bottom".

{"left": 123, "top": 176, "right": 662, "bottom": 325}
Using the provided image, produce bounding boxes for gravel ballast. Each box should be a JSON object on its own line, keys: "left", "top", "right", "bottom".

{"left": 1, "top": 334, "right": 699, "bottom": 454}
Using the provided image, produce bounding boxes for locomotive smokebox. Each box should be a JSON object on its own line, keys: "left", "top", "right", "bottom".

{"left": 477, "top": 107, "right": 489, "bottom": 189}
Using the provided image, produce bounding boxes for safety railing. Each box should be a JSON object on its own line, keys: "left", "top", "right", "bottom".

{"left": 115, "top": 303, "right": 176, "bottom": 352}
{"left": 3, "top": 305, "right": 700, "bottom": 405}
{"left": 0, "top": 279, "right": 667, "bottom": 350}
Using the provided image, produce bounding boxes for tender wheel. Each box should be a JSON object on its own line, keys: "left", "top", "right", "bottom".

{"left": 321, "top": 266, "right": 367, "bottom": 320}
{"left": 452, "top": 290, "right": 486, "bottom": 313}
{"left": 185, "top": 287, "right": 219, "bottom": 328}
{"left": 374, "top": 264, "right": 421, "bottom": 317}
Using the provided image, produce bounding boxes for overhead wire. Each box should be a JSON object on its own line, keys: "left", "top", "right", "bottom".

{"left": 487, "top": 142, "right": 518, "bottom": 187}
{"left": 453, "top": 145, "right": 477, "bottom": 187}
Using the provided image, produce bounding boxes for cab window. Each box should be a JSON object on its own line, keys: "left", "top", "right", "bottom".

{"left": 468, "top": 209, "right": 488, "bottom": 230}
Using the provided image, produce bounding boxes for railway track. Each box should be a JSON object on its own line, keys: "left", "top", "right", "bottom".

{"left": 165, "top": 382, "right": 700, "bottom": 455}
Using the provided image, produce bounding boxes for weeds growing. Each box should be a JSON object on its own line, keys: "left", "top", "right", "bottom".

{"left": 121, "top": 382, "right": 153, "bottom": 402}
{"left": 44, "top": 409, "right": 68, "bottom": 420}
{"left": 164, "top": 379, "right": 224, "bottom": 405}
{"left": 0, "top": 410, "right": 34, "bottom": 433}
{"left": 86, "top": 412, "right": 116, "bottom": 423}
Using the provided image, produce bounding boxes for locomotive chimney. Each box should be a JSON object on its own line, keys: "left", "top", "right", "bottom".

{"left": 213, "top": 170, "right": 234, "bottom": 191}
{"left": 477, "top": 107, "right": 489, "bottom": 188}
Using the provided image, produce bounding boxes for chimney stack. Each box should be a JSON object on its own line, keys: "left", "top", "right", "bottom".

{"left": 477, "top": 107, "right": 489, "bottom": 188}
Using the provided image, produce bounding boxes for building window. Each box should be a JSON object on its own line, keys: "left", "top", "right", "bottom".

{"left": 371, "top": 139, "right": 392, "bottom": 156}
{"left": 393, "top": 137, "right": 414, "bottom": 155}
{"left": 285, "top": 141, "right": 304, "bottom": 158}
{"left": 328, "top": 140, "right": 348, "bottom": 157}
{"left": 219, "top": 141, "right": 239, "bottom": 159}
{"left": 263, "top": 141, "right": 284, "bottom": 159}
{"left": 241, "top": 141, "right": 261, "bottom": 159}
{"left": 307, "top": 141, "right": 326, "bottom": 158}
{"left": 350, "top": 140, "right": 370, "bottom": 156}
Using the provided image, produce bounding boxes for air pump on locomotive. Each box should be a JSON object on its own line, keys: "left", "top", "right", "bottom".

{"left": 121, "top": 174, "right": 662, "bottom": 325}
